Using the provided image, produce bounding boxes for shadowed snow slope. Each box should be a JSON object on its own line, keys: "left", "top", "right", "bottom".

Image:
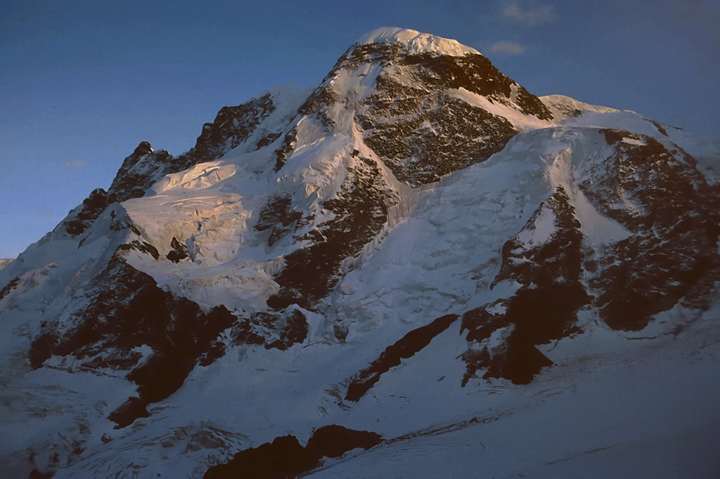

{"left": 1, "top": 27, "right": 719, "bottom": 479}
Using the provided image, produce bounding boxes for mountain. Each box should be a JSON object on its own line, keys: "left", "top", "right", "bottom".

{"left": 1, "top": 27, "right": 719, "bottom": 478}
{"left": 0, "top": 259, "right": 12, "bottom": 270}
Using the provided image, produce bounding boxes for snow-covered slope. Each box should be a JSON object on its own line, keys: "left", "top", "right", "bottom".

{"left": 1, "top": 28, "right": 719, "bottom": 478}
{"left": 357, "top": 27, "right": 481, "bottom": 57}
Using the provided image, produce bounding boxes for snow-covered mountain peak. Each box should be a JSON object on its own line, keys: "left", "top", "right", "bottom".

{"left": 2, "top": 27, "right": 720, "bottom": 479}
{"left": 132, "top": 140, "right": 154, "bottom": 155}
{"left": 356, "top": 27, "right": 481, "bottom": 57}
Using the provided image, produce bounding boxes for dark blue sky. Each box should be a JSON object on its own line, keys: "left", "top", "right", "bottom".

{"left": 1, "top": 0, "right": 718, "bottom": 257}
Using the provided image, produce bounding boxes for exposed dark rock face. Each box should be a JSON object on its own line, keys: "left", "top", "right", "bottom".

{"left": 64, "top": 188, "right": 111, "bottom": 236}
{"left": 177, "top": 93, "right": 275, "bottom": 169}
{"left": 462, "top": 187, "right": 589, "bottom": 385}
{"left": 256, "top": 131, "right": 281, "bottom": 150}
{"left": 346, "top": 314, "right": 458, "bottom": 401}
{"left": 204, "top": 425, "right": 382, "bottom": 479}
{"left": 268, "top": 154, "right": 397, "bottom": 309}
{"left": 27, "top": 249, "right": 310, "bottom": 428}
{"left": 356, "top": 48, "right": 537, "bottom": 187}
{"left": 273, "top": 125, "right": 299, "bottom": 172}
{"left": 231, "top": 309, "right": 309, "bottom": 352}
{"left": 28, "top": 332, "right": 58, "bottom": 369}
{"left": 255, "top": 195, "right": 303, "bottom": 246}
{"left": 494, "top": 187, "right": 584, "bottom": 287}
{"left": 297, "top": 84, "right": 337, "bottom": 131}
{"left": 117, "top": 240, "right": 160, "bottom": 260}
{"left": 166, "top": 237, "right": 190, "bottom": 262}
{"left": 305, "top": 425, "right": 382, "bottom": 459}
{"left": 109, "top": 141, "right": 174, "bottom": 203}
{"left": 586, "top": 130, "right": 720, "bottom": 330}
{"left": 0, "top": 276, "right": 20, "bottom": 301}
{"left": 398, "top": 52, "right": 552, "bottom": 119}
{"left": 273, "top": 42, "right": 550, "bottom": 186}
{"left": 649, "top": 119, "right": 669, "bottom": 137}
{"left": 28, "top": 469, "right": 54, "bottom": 479}
{"left": 28, "top": 255, "right": 237, "bottom": 427}
{"left": 206, "top": 435, "right": 313, "bottom": 479}
{"left": 359, "top": 86, "right": 515, "bottom": 186}
{"left": 265, "top": 309, "right": 309, "bottom": 350}
{"left": 354, "top": 44, "right": 549, "bottom": 186}
{"left": 107, "top": 397, "right": 151, "bottom": 428}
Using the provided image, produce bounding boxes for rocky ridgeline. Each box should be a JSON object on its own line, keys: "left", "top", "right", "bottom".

{"left": 64, "top": 94, "right": 278, "bottom": 237}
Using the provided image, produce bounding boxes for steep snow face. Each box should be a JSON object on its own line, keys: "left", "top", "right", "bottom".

{"left": 324, "top": 127, "right": 631, "bottom": 338}
{"left": 357, "top": 27, "right": 481, "bottom": 57}
{"left": 1, "top": 28, "right": 719, "bottom": 479}
{"left": 327, "top": 129, "right": 561, "bottom": 332}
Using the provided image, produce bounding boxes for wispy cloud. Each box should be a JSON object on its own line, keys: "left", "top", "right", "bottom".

{"left": 502, "top": 1, "right": 555, "bottom": 26}
{"left": 489, "top": 41, "right": 527, "bottom": 55}
{"left": 63, "top": 159, "right": 88, "bottom": 169}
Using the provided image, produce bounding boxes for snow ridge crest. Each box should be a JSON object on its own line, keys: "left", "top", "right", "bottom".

{"left": 356, "top": 27, "right": 481, "bottom": 57}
